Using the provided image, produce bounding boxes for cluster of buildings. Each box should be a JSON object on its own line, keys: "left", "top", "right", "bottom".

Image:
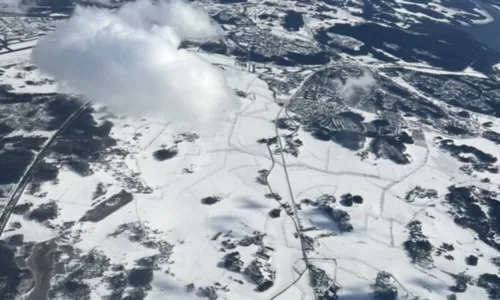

{"left": 227, "top": 26, "right": 328, "bottom": 66}
{"left": 0, "top": 16, "right": 60, "bottom": 47}
{"left": 408, "top": 72, "right": 500, "bottom": 117}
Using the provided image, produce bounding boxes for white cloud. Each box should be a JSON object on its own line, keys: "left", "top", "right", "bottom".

{"left": 32, "top": 0, "right": 236, "bottom": 126}
{"left": 338, "top": 71, "right": 377, "bottom": 99}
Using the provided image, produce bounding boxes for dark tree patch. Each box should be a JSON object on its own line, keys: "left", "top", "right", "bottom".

{"left": 153, "top": 148, "right": 178, "bottom": 161}
{"left": 0, "top": 149, "right": 33, "bottom": 185}
{"left": 340, "top": 193, "right": 364, "bottom": 206}
{"left": 372, "top": 271, "right": 397, "bottom": 300}
{"left": 477, "top": 273, "right": 500, "bottom": 299}
{"left": 0, "top": 242, "right": 34, "bottom": 300}
{"left": 65, "top": 160, "right": 92, "bottom": 176}
{"left": 33, "top": 162, "right": 59, "bottom": 182}
{"left": 282, "top": 10, "right": 304, "bottom": 31}
{"left": 13, "top": 202, "right": 33, "bottom": 215}
{"left": 269, "top": 208, "right": 281, "bottom": 218}
{"left": 127, "top": 268, "right": 153, "bottom": 288}
{"left": 403, "top": 220, "right": 433, "bottom": 267}
{"left": 465, "top": 255, "right": 478, "bottom": 266}
{"left": 450, "top": 272, "right": 472, "bottom": 293}
{"left": 398, "top": 131, "right": 414, "bottom": 144}
{"left": 201, "top": 196, "right": 222, "bottom": 205}
{"left": 445, "top": 186, "right": 500, "bottom": 251}
{"left": 28, "top": 201, "right": 59, "bottom": 223}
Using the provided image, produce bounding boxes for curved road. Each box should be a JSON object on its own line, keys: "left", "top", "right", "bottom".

{"left": 0, "top": 101, "right": 91, "bottom": 238}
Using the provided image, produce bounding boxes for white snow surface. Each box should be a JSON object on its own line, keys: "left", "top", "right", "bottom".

{"left": 2, "top": 52, "right": 499, "bottom": 300}
{"left": 1, "top": 4, "right": 500, "bottom": 300}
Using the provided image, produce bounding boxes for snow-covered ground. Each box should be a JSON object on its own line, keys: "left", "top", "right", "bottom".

{"left": 2, "top": 47, "right": 499, "bottom": 300}
{"left": 2, "top": 2, "right": 500, "bottom": 298}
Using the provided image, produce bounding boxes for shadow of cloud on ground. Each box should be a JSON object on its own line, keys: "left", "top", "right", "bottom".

{"left": 408, "top": 277, "right": 449, "bottom": 293}
{"left": 234, "top": 196, "right": 269, "bottom": 210}
{"left": 301, "top": 209, "right": 341, "bottom": 234}
{"left": 206, "top": 214, "right": 244, "bottom": 234}
{"left": 151, "top": 276, "right": 182, "bottom": 291}
{"left": 338, "top": 293, "right": 372, "bottom": 300}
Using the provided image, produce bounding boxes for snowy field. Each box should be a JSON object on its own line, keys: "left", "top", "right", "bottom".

{"left": 1, "top": 0, "right": 500, "bottom": 298}
{"left": 1, "top": 46, "right": 499, "bottom": 300}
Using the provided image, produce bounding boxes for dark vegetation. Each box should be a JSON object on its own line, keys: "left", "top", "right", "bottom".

{"left": 5, "top": 234, "right": 24, "bottom": 247}
{"left": 48, "top": 97, "right": 117, "bottom": 164}
{"left": 269, "top": 208, "right": 281, "bottom": 218}
{"left": 369, "top": 136, "right": 410, "bottom": 164}
{"left": 439, "top": 139, "right": 497, "bottom": 164}
{"left": 282, "top": 10, "right": 304, "bottom": 31}
{"left": 306, "top": 111, "right": 412, "bottom": 165}
{"left": 3, "top": 95, "right": 117, "bottom": 189}
{"left": 33, "top": 162, "right": 59, "bottom": 182}
{"left": 435, "top": 243, "right": 454, "bottom": 256}
{"left": 477, "top": 273, "right": 500, "bottom": 299}
{"left": 372, "top": 271, "right": 397, "bottom": 300}
{"left": 201, "top": 196, "right": 222, "bottom": 205}
{"left": 466, "top": 255, "right": 478, "bottom": 266}
{"left": 49, "top": 250, "right": 110, "bottom": 300}
{"left": 65, "top": 159, "right": 92, "bottom": 176}
{"left": 106, "top": 272, "right": 126, "bottom": 299}
{"left": 128, "top": 268, "right": 153, "bottom": 288}
{"left": 405, "top": 186, "right": 438, "bottom": 202}
{"left": 256, "top": 169, "right": 269, "bottom": 185}
{"left": 92, "top": 182, "right": 107, "bottom": 200}
{"left": 309, "top": 265, "right": 339, "bottom": 300}
{"left": 445, "top": 186, "right": 500, "bottom": 251}
{"left": 483, "top": 130, "right": 500, "bottom": 144}
{"left": 315, "top": 194, "right": 354, "bottom": 232}
{"left": 320, "top": 206, "right": 353, "bottom": 233}
{"left": 0, "top": 241, "right": 34, "bottom": 300}
{"left": 224, "top": 252, "right": 243, "bottom": 273}
{"left": 153, "top": 147, "right": 178, "bottom": 161}
{"left": 340, "top": 193, "right": 363, "bottom": 207}
{"left": 403, "top": 220, "right": 433, "bottom": 267}
{"left": 28, "top": 201, "right": 59, "bottom": 222}
{"left": 0, "top": 149, "right": 34, "bottom": 185}
{"left": 449, "top": 271, "right": 472, "bottom": 293}
{"left": 12, "top": 202, "right": 33, "bottom": 215}
{"left": 80, "top": 190, "right": 133, "bottom": 222}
